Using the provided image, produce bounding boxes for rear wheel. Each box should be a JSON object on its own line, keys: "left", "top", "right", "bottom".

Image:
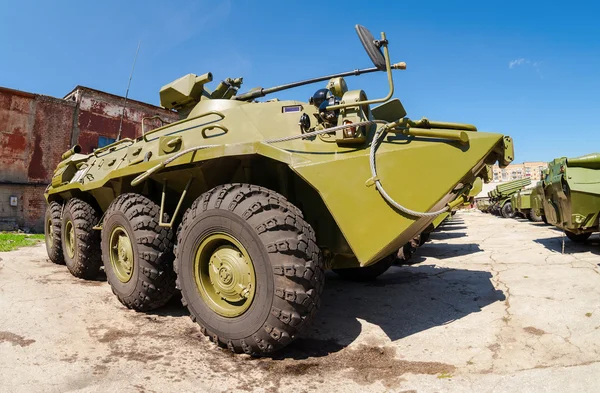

{"left": 45, "top": 201, "right": 64, "bottom": 265}
{"left": 565, "top": 231, "right": 591, "bottom": 243}
{"left": 175, "top": 184, "right": 324, "bottom": 355}
{"left": 61, "top": 199, "right": 102, "bottom": 279}
{"left": 501, "top": 202, "right": 515, "bottom": 218}
{"left": 101, "top": 193, "right": 176, "bottom": 311}
{"left": 528, "top": 209, "right": 543, "bottom": 222}
{"left": 333, "top": 254, "right": 394, "bottom": 281}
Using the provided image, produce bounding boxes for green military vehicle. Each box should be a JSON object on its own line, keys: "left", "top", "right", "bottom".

{"left": 43, "top": 25, "right": 513, "bottom": 355}
{"left": 512, "top": 188, "right": 543, "bottom": 222}
{"left": 477, "top": 198, "right": 491, "bottom": 212}
{"left": 542, "top": 154, "right": 600, "bottom": 242}
{"left": 531, "top": 174, "right": 548, "bottom": 224}
{"left": 488, "top": 178, "right": 531, "bottom": 218}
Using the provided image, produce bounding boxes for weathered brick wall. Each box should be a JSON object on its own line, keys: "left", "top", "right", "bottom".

{"left": 0, "top": 88, "right": 75, "bottom": 183}
{"left": 67, "top": 87, "right": 179, "bottom": 154}
{"left": 0, "top": 88, "right": 75, "bottom": 232}
{"left": 0, "top": 184, "right": 47, "bottom": 231}
{"left": 0, "top": 85, "right": 178, "bottom": 232}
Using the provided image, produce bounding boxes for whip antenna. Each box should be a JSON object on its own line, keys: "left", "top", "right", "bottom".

{"left": 116, "top": 41, "right": 141, "bottom": 141}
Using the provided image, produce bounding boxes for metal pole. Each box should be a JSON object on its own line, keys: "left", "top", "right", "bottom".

{"left": 117, "top": 41, "right": 141, "bottom": 141}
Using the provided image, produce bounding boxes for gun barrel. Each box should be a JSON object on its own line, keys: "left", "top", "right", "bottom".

{"left": 61, "top": 145, "right": 81, "bottom": 160}
{"left": 233, "top": 66, "right": 383, "bottom": 101}
{"left": 567, "top": 153, "right": 600, "bottom": 169}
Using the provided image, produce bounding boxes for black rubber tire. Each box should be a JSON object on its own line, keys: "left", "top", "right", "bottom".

{"left": 45, "top": 201, "right": 65, "bottom": 265}
{"left": 542, "top": 215, "right": 549, "bottom": 225}
{"left": 528, "top": 209, "right": 543, "bottom": 222}
{"left": 175, "top": 183, "right": 324, "bottom": 355}
{"left": 565, "top": 231, "right": 591, "bottom": 243}
{"left": 419, "top": 232, "right": 431, "bottom": 246}
{"left": 333, "top": 254, "right": 394, "bottom": 281}
{"left": 61, "top": 198, "right": 102, "bottom": 279}
{"left": 101, "top": 193, "right": 176, "bottom": 311}
{"left": 501, "top": 202, "right": 515, "bottom": 218}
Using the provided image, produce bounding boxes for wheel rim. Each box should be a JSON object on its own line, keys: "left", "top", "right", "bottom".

{"left": 109, "top": 226, "right": 134, "bottom": 283}
{"left": 65, "top": 220, "right": 75, "bottom": 258}
{"left": 193, "top": 233, "right": 256, "bottom": 318}
{"left": 45, "top": 218, "right": 53, "bottom": 250}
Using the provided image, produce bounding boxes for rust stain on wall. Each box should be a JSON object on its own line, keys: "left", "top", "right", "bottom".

{"left": 27, "top": 131, "right": 46, "bottom": 180}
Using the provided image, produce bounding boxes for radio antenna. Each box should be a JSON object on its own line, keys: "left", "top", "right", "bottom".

{"left": 116, "top": 41, "right": 141, "bottom": 141}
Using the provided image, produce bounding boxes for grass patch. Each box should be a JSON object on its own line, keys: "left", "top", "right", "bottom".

{"left": 585, "top": 312, "right": 592, "bottom": 318}
{"left": 437, "top": 372, "right": 453, "bottom": 379}
{"left": 0, "top": 233, "right": 45, "bottom": 252}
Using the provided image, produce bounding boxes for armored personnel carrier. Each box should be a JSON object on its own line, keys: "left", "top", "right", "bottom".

{"left": 542, "top": 154, "right": 600, "bottom": 242}
{"left": 44, "top": 25, "right": 513, "bottom": 355}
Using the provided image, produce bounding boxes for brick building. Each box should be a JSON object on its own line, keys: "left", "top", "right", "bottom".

{"left": 0, "top": 86, "right": 178, "bottom": 232}
{"left": 491, "top": 161, "right": 548, "bottom": 183}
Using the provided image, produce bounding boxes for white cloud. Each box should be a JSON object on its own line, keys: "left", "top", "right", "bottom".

{"left": 508, "top": 58, "right": 544, "bottom": 79}
{"left": 509, "top": 58, "right": 527, "bottom": 68}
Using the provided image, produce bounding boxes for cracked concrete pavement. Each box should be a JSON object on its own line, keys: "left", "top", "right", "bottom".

{"left": 1, "top": 210, "right": 599, "bottom": 392}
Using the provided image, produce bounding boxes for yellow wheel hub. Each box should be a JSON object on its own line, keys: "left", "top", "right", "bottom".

{"left": 45, "top": 218, "right": 53, "bottom": 250}
{"left": 109, "top": 226, "right": 134, "bottom": 283}
{"left": 65, "top": 220, "right": 75, "bottom": 258}
{"left": 194, "top": 233, "right": 256, "bottom": 317}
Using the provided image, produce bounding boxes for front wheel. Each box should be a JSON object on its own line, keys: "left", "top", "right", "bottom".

{"left": 565, "top": 231, "right": 591, "bottom": 243}
{"left": 175, "top": 184, "right": 324, "bottom": 355}
{"left": 501, "top": 202, "right": 515, "bottom": 218}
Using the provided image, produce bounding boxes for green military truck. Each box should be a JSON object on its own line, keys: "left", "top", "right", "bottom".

{"left": 488, "top": 178, "right": 532, "bottom": 218}
{"left": 513, "top": 188, "right": 543, "bottom": 222}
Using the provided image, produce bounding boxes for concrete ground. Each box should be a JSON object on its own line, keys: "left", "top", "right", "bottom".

{"left": 1, "top": 211, "right": 599, "bottom": 393}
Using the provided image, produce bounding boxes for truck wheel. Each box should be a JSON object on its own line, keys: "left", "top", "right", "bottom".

{"left": 565, "top": 231, "right": 591, "bottom": 243}
{"left": 501, "top": 202, "right": 515, "bottom": 218}
{"left": 45, "top": 201, "right": 64, "bottom": 265}
{"left": 101, "top": 193, "right": 176, "bottom": 311}
{"left": 528, "top": 209, "right": 543, "bottom": 222}
{"left": 333, "top": 254, "right": 394, "bottom": 281}
{"left": 61, "top": 198, "right": 102, "bottom": 279}
{"left": 175, "top": 184, "right": 324, "bottom": 355}
{"left": 419, "top": 232, "right": 431, "bottom": 246}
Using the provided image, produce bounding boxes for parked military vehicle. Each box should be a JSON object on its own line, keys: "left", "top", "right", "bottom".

{"left": 44, "top": 25, "right": 513, "bottom": 355}
{"left": 488, "top": 178, "right": 531, "bottom": 218}
{"left": 542, "top": 154, "right": 600, "bottom": 242}
{"left": 531, "top": 173, "right": 548, "bottom": 223}
{"left": 513, "top": 189, "right": 542, "bottom": 222}
{"left": 476, "top": 198, "right": 491, "bottom": 212}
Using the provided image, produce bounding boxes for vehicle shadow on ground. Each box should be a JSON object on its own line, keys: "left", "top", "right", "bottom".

{"left": 428, "top": 231, "right": 467, "bottom": 240}
{"left": 279, "top": 265, "right": 504, "bottom": 360}
{"left": 437, "top": 222, "right": 467, "bottom": 231}
{"left": 533, "top": 235, "right": 600, "bottom": 255}
{"left": 412, "top": 242, "right": 483, "bottom": 260}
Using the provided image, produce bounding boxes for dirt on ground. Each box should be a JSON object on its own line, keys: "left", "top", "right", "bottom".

{"left": 1, "top": 211, "right": 599, "bottom": 392}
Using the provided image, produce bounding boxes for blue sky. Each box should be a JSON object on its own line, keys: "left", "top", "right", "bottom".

{"left": 1, "top": 0, "right": 598, "bottom": 163}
